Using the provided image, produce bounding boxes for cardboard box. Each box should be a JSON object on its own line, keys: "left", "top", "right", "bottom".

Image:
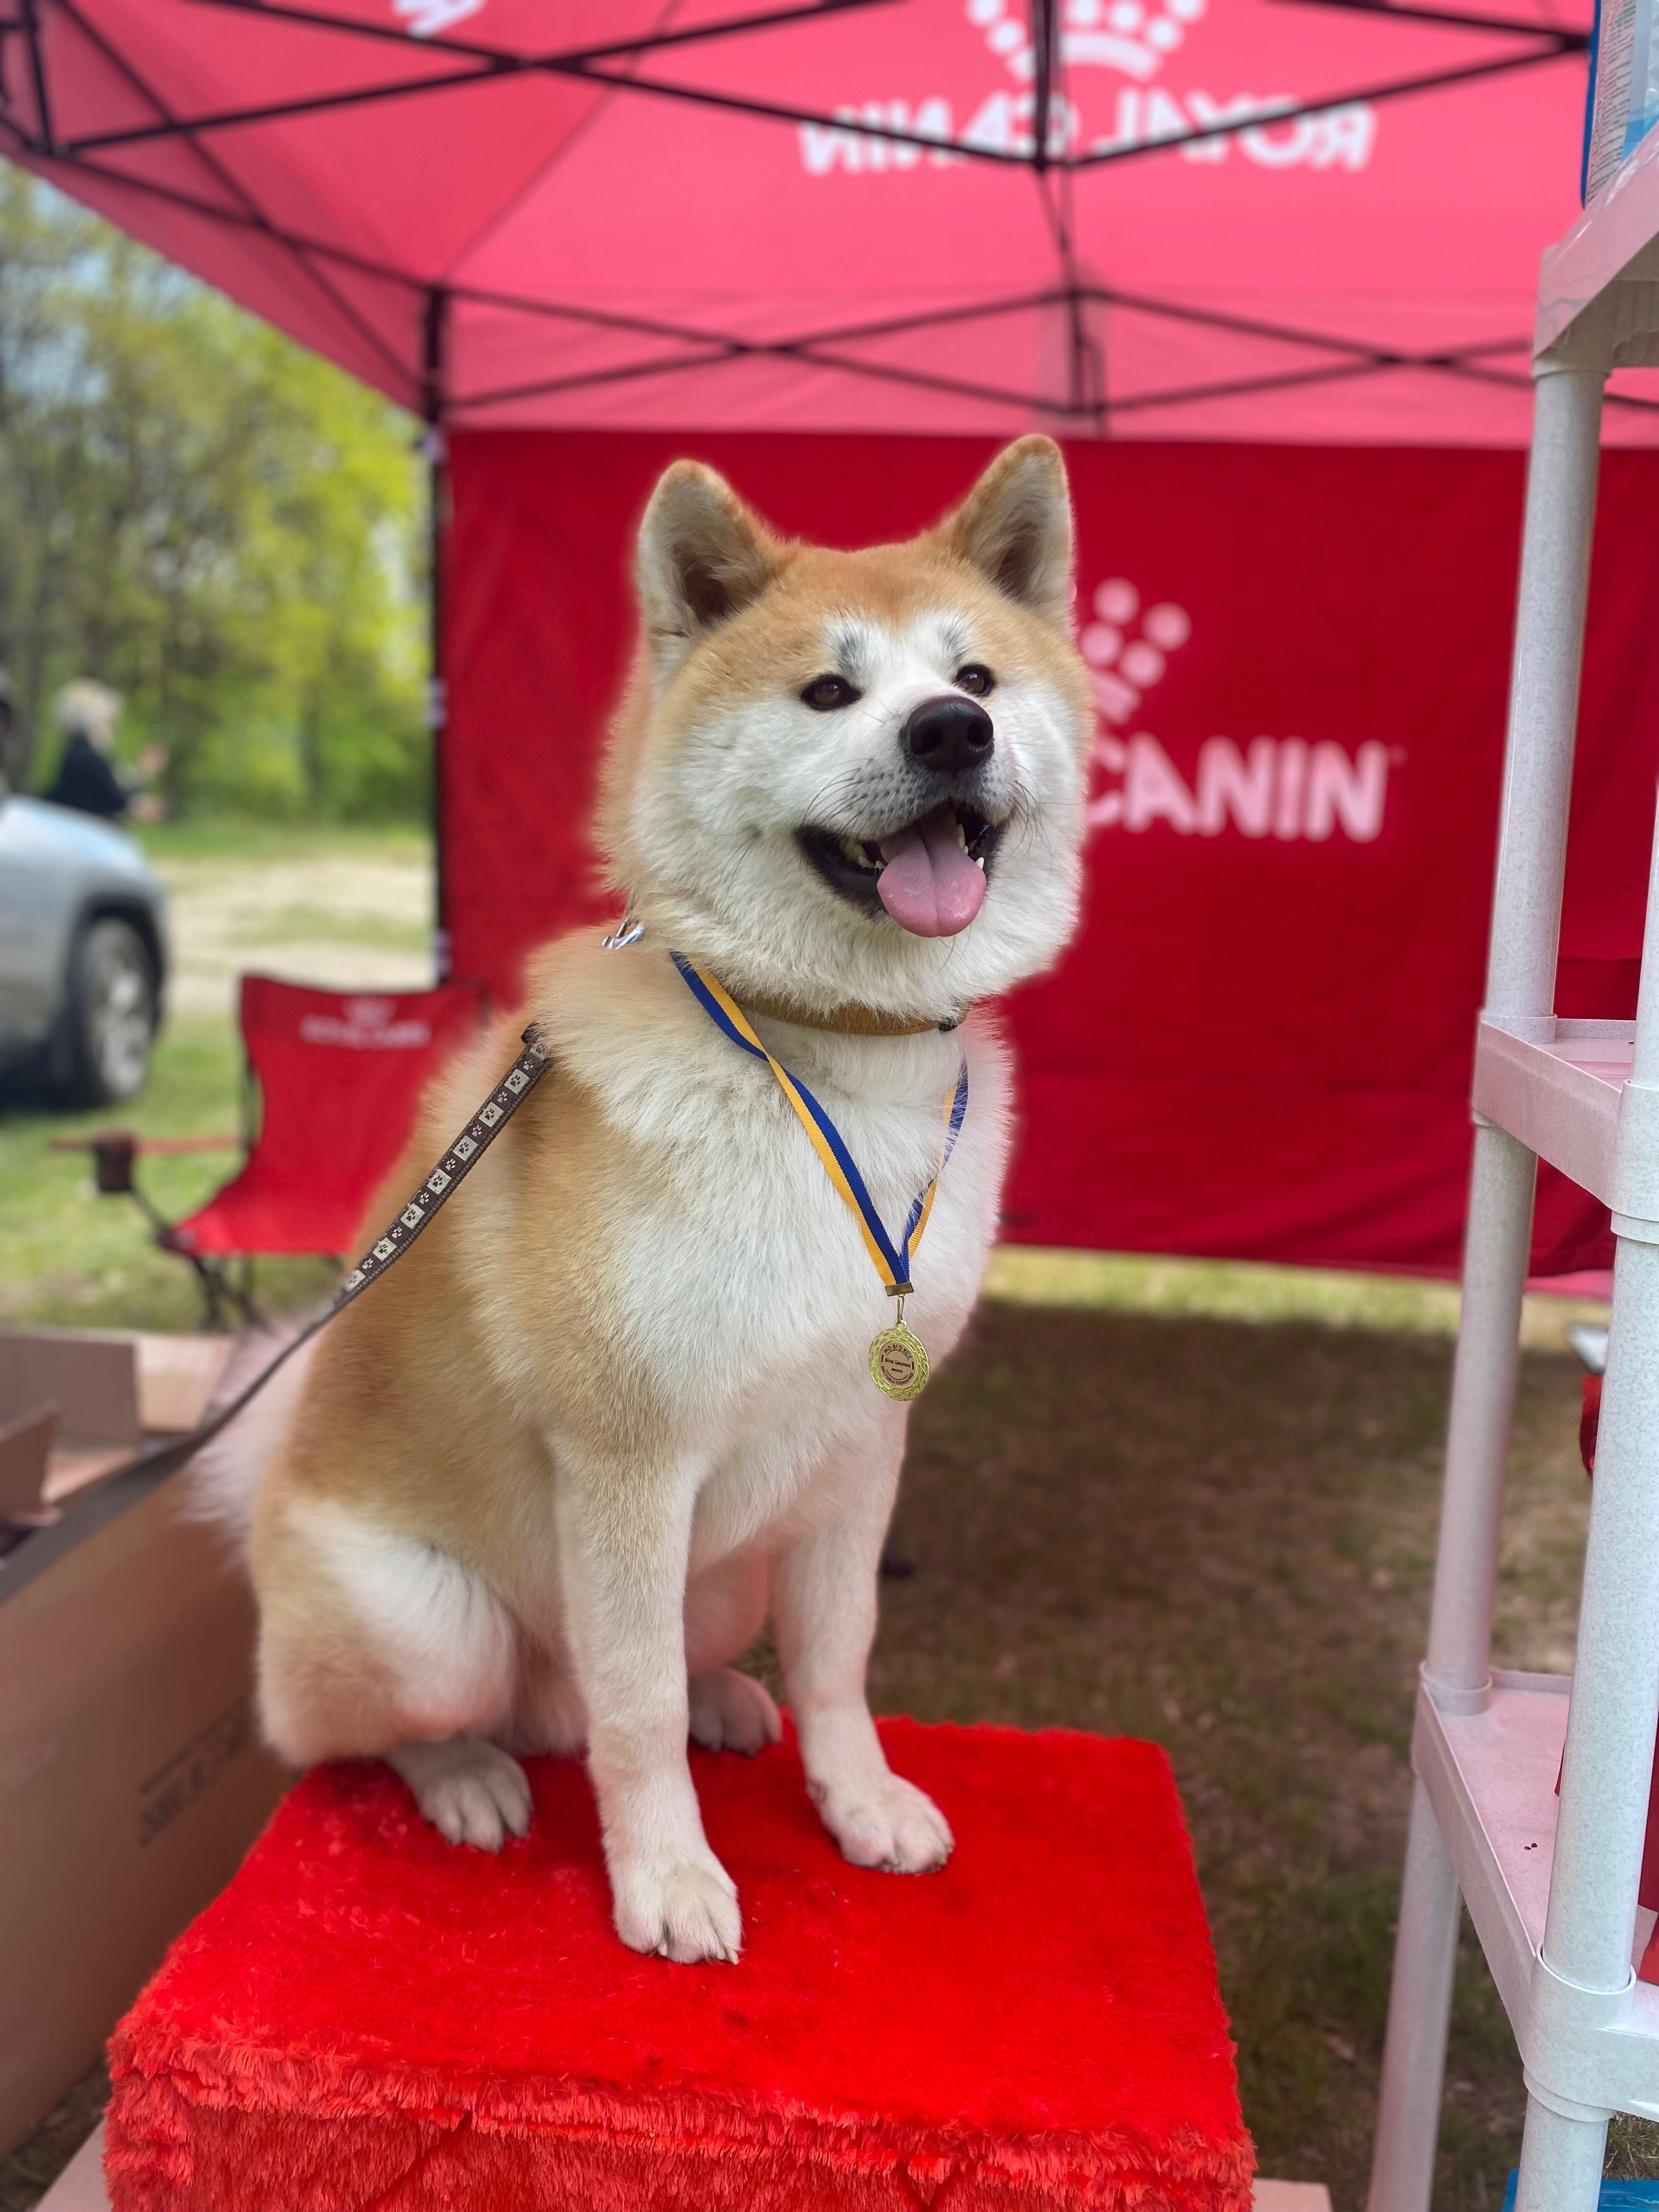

{"left": 0, "top": 1329, "right": 234, "bottom": 1516}
{"left": 0, "top": 1442, "right": 285, "bottom": 2156}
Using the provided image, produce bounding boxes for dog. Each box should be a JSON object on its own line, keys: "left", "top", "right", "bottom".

{"left": 209, "top": 436, "right": 1093, "bottom": 1965}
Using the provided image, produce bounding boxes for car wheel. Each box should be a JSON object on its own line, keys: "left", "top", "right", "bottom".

{"left": 59, "top": 917, "right": 156, "bottom": 1107}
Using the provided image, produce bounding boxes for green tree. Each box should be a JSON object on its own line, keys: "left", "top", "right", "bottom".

{"left": 0, "top": 169, "right": 424, "bottom": 819}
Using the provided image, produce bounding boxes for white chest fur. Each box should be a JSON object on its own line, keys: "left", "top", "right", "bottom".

{"left": 561, "top": 984, "right": 1013, "bottom": 1542}
{"left": 633, "top": 1021, "right": 1005, "bottom": 1378}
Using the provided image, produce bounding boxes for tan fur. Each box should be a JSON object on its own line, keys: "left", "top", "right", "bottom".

{"left": 225, "top": 438, "right": 1094, "bottom": 1962}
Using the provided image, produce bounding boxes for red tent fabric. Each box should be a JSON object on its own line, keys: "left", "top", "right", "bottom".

{"left": 442, "top": 427, "right": 1659, "bottom": 1278}
{"left": 9, "top": 1, "right": 1656, "bottom": 1277}
{"left": 170, "top": 976, "right": 483, "bottom": 1256}
{"left": 6, "top": 0, "right": 1652, "bottom": 445}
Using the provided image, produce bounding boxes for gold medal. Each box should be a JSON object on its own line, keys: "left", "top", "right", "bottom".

{"left": 868, "top": 1316, "right": 930, "bottom": 1401}
{"left": 671, "top": 957, "right": 967, "bottom": 1407}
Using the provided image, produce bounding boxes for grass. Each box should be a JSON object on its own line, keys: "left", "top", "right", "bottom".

{"left": 0, "top": 1016, "right": 335, "bottom": 1331}
{"left": 224, "top": 904, "right": 430, "bottom": 952}
{"left": 883, "top": 1293, "right": 1581, "bottom": 2209}
{"left": 129, "top": 817, "right": 431, "bottom": 866}
{"left": 983, "top": 1245, "right": 1607, "bottom": 1352}
{"left": 0, "top": 819, "right": 1642, "bottom": 2207}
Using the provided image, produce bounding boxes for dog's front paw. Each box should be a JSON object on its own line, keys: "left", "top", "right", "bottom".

{"left": 613, "top": 1853, "right": 742, "bottom": 1964}
{"left": 814, "top": 1774, "right": 953, "bottom": 1874}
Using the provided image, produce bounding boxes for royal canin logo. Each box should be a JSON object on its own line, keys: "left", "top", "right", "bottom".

{"left": 800, "top": 0, "right": 1375, "bottom": 173}
{"left": 298, "top": 996, "right": 435, "bottom": 1049}
{"left": 1082, "top": 578, "right": 1392, "bottom": 843}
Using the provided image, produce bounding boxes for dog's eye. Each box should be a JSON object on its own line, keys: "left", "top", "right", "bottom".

{"left": 801, "top": 675, "right": 861, "bottom": 712}
{"left": 955, "top": 664, "right": 995, "bottom": 697}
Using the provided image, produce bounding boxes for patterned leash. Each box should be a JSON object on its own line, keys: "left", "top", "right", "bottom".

{"left": 94, "top": 1025, "right": 555, "bottom": 1486}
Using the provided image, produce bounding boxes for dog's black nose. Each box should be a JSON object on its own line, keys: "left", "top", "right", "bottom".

{"left": 902, "top": 696, "right": 995, "bottom": 777}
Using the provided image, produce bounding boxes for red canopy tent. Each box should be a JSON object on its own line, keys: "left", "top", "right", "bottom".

{"left": 8, "top": 0, "right": 1659, "bottom": 1276}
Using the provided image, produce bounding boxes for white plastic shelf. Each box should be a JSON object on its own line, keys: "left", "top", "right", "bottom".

{"left": 1373, "top": 71, "right": 1659, "bottom": 2212}
{"left": 1414, "top": 1671, "right": 1659, "bottom": 2121}
{"left": 1538, "top": 119, "right": 1659, "bottom": 364}
{"left": 1471, "top": 1017, "right": 1634, "bottom": 1209}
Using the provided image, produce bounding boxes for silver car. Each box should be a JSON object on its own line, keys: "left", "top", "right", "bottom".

{"left": 0, "top": 793, "right": 168, "bottom": 1105}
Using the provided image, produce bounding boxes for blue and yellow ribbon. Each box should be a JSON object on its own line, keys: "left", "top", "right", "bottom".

{"left": 673, "top": 953, "right": 968, "bottom": 1297}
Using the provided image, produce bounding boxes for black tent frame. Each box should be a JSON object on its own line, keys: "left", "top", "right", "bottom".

{"left": 0, "top": 0, "right": 1606, "bottom": 435}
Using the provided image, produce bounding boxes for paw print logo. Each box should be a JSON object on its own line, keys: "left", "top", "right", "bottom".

{"left": 1081, "top": 579, "right": 1192, "bottom": 726}
{"left": 967, "top": 0, "right": 1206, "bottom": 84}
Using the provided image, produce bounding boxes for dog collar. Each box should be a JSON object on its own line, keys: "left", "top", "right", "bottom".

{"left": 601, "top": 917, "right": 967, "bottom": 1035}
{"left": 737, "top": 991, "right": 967, "bottom": 1039}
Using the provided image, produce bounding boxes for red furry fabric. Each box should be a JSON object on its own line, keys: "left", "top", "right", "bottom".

{"left": 106, "top": 1722, "right": 1253, "bottom": 2211}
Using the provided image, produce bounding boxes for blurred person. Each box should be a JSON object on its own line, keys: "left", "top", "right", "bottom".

{"left": 42, "top": 680, "right": 167, "bottom": 821}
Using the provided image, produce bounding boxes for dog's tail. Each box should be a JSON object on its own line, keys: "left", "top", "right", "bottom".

{"left": 187, "top": 1322, "right": 320, "bottom": 1559}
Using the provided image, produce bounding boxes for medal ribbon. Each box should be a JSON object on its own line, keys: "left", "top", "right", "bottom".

{"left": 673, "top": 953, "right": 968, "bottom": 1297}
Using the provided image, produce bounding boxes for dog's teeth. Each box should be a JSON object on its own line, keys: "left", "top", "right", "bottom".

{"left": 974, "top": 855, "right": 986, "bottom": 871}
{"left": 840, "top": 835, "right": 870, "bottom": 868}
{"left": 953, "top": 819, "right": 969, "bottom": 851}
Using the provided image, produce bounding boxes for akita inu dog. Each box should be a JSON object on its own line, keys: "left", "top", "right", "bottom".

{"left": 211, "top": 436, "right": 1093, "bottom": 1964}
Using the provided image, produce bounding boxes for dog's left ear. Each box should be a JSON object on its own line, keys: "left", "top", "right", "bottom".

{"left": 636, "top": 460, "right": 778, "bottom": 680}
{"left": 940, "top": 436, "right": 1073, "bottom": 629}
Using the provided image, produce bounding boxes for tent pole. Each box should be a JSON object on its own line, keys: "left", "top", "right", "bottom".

{"left": 422, "top": 287, "right": 450, "bottom": 986}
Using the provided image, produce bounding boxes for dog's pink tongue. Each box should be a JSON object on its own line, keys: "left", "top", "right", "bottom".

{"left": 876, "top": 806, "right": 986, "bottom": 938}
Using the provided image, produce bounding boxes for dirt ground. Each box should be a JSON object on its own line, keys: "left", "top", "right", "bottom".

{"left": 158, "top": 835, "right": 435, "bottom": 1019}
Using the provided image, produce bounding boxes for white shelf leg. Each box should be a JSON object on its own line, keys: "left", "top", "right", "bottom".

{"left": 1367, "top": 1782, "right": 1461, "bottom": 2212}
{"left": 1370, "top": 342, "right": 1607, "bottom": 2212}
{"left": 1543, "top": 1232, "right": 1659, "bottom": 1987}
{"left": 1514, "top": 2096, "right": 1610, "bottom": 2212}
{"left": 1484, "top": 354, "right": 1609, "bottom": 1036}
{"left": 1519, "top": 792, "right": 1659, "bottom": 2205}
{"left": 1367, "top": 1126, "right": 1535, "bottom": 2212}
{"left": 1423, "top": 1124, "right": 1538, "bottom": 1711}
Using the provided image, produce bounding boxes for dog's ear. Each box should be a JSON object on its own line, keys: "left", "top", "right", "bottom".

{"left": 636, "top": 461, "right": 777, "bottom": 678}
{"left": 940, "top": 436, "right": 1073, "bottom": 629}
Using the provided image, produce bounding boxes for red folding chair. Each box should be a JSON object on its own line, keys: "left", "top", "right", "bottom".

{"left": 66, "top": 976, "right": 485, "bottom": 1324}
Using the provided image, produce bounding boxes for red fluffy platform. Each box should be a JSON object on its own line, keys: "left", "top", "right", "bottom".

{"left": 106, "top": 1721, "right": 1253, "bottom": 2211}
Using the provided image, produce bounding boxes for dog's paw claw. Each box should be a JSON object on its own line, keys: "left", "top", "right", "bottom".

{"left": 819, "top": 1775, "right": 953, "bottom": 1874}
{"left": 689, "top": 1667, "right": 782, "bottom": 1756}
{"left": 614, "top": 1855, "right": 742, "bottom": 1964}
{"left": 391, "top": 1738, "right": 533, "bottom": 1853}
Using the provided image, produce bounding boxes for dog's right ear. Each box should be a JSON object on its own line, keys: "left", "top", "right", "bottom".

{"left": 636, "top": 461, "right": 777, "bottom": 681}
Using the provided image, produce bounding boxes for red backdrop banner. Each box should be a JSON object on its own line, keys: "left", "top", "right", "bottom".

{"left": 442, "top": 430, "right": 1659, "bottom": 1277}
